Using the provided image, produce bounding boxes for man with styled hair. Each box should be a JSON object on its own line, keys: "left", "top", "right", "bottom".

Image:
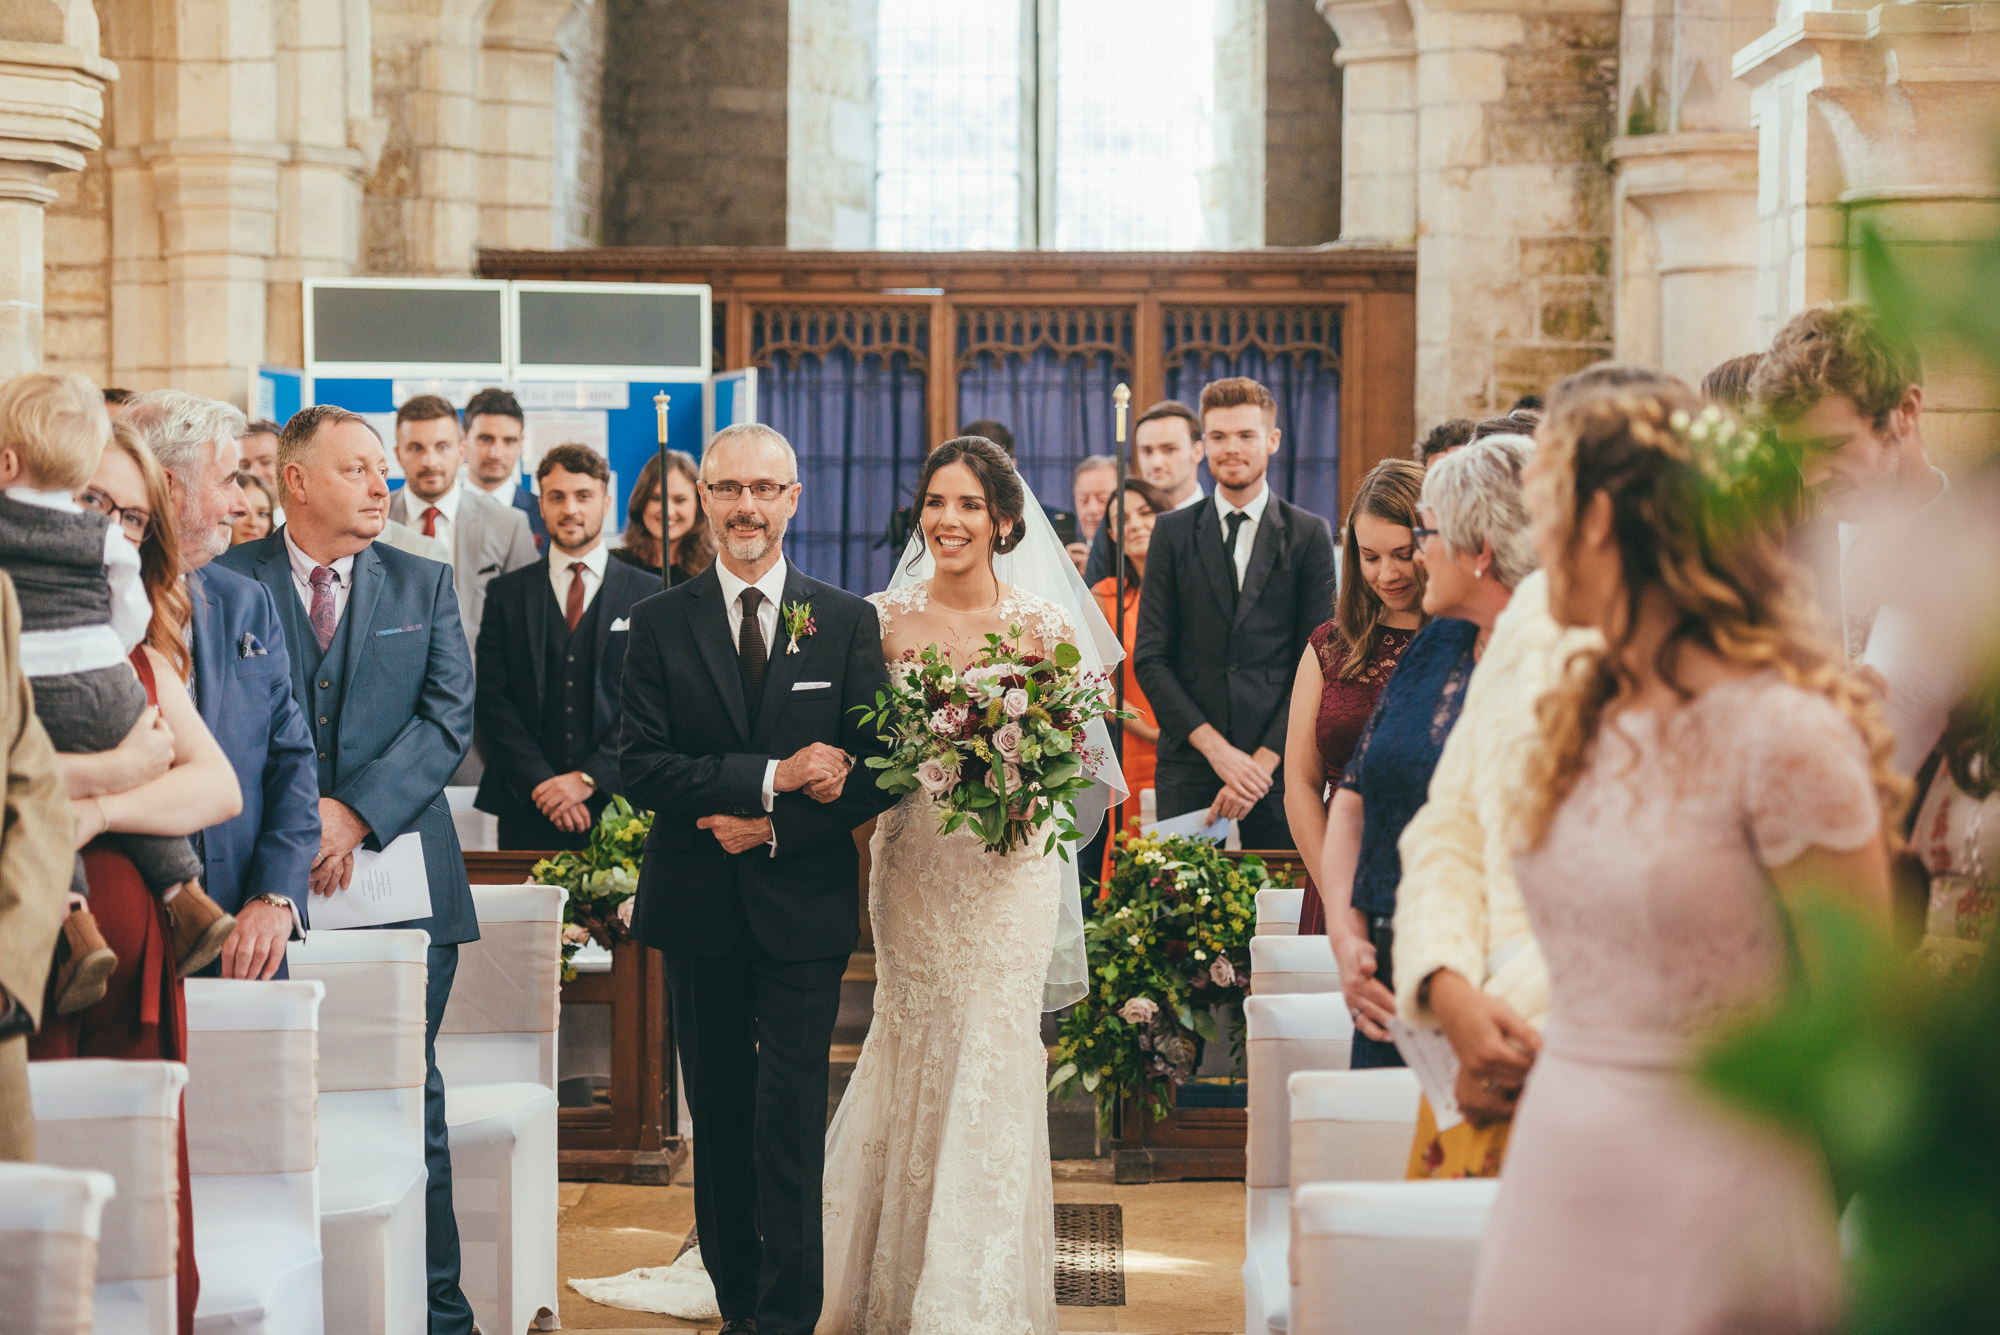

{"left": 474, "top": 444, "right": 657, "bottom": 849}
{"left": 460, "top": 386, "right": 547, "bottom": 549}
{"left": 217, "top": 402, "right": 480, "bottom": 1334}
{"left": 1134, "top": 375, "right": 1337, "bottom": 849}
{"left": 1755, "top": 302, "right": 1954, "bottom": 773}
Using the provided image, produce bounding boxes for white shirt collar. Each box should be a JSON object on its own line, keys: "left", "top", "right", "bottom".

{"left": 714, "top": 554, "right": 789, "bottom": 614}
{"left": 6, "top": 485, "right": 83, "bottom": 513}
{"left": 283, "top": 525, "right": 355, "bottom": 585}
{"left": 552, "top": 539, "right": 610, "bottom": 579}
{"left": 1172, "top": 485, "right": 1205, "bottom": 512}
{"left": 1219, "top": 482, "right": 1270, "bottom": 523}
{"left": 408, "top": 480, "right": 462, "bottom": 526}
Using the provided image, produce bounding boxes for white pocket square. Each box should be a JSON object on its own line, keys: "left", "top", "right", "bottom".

{"left": 609, "top": 617, "right": 630, "bottom": 631}
{"left": 793, "top": 681, "right": 832, "bottom": 691}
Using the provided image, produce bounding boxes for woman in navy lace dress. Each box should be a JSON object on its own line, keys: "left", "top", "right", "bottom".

{"left": 1320, "top": 436, "right": 1537, "bottom": 1067}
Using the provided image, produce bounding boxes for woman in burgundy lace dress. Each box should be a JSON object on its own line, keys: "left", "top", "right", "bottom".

{"left": 1284, "top": 459, "right": 1427, "bottom": 935}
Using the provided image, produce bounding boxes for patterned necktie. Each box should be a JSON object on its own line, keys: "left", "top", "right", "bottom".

{"left": 565, "top": 561, "right": 588, "bottom": 632}
{"left": 308, "top": 566, "right": 338, "bottom": 652}
{"left": 1223, "top": 511, "right": 1248, "bottom": 589}
{"left": 421, "top": 505, "right": 442, "bottom": 538}
{"left": 738, "top": 587, "right": 767, "bottom": 691}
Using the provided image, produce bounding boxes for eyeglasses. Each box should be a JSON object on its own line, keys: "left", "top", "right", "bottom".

{"left": 79, "top": 487, "right": 152, "bottom": 543}
{"left": 705, "top": 480, "right": 794, "bottom": 503}
{"left": 1409, "top": 525, "right": 1442, "bottom": 546}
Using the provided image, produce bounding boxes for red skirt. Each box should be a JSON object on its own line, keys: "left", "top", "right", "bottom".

{"left": 31, "top": 841, "right": 198, "bottom": 1335}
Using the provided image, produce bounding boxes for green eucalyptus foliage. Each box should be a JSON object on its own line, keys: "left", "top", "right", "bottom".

{"left": 531, "top": 794, "right": 650, "bottom": 979}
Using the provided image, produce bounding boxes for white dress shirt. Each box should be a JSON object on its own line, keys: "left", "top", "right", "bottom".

{"left": 550, "top": 539, "right": 609, "bottom": 613}
{"left": 407, "top": 481, "right": 463, "bottom": 557}
{"left": 712, "top": 556, "right": 792, "bottom": 844}
{"left": 1216, "top": 482, "right": 1271, "bottom": 589}
{"left": 1172, "top": 486, "right": 1206, "bottom": 512}
{"left": 476, "top": 475, "right": 521, "bottom": 511}
{"left": 284, "top": 527, "right": 355, "bottom": 625}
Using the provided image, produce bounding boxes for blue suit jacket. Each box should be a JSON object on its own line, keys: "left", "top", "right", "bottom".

{"left": 509, "top": 485, "right": 547, "bottom": 550}
{"left": 216, "top": 531, "right": 480, "bottom": 945}
{"left": 188, "top": 565, "right": 321, "bottom": 928}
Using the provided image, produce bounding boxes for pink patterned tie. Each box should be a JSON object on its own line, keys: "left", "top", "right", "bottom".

{"left": 309, "top": 566, "right": 338, "bottom": 652}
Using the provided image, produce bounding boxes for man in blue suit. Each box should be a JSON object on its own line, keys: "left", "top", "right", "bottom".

{"left": 217, "top": 403, "right": 479, "bottom": 1335}
{"left": 122, "top": 391, "right": 319, "bottom": 979}
{"left": 461, "top": 386, "right": 547, "bottom": 549}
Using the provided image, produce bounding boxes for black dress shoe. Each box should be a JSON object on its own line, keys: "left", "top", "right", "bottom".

{"left": 718, "top": 1321, "right": 757, "bottom": 1335}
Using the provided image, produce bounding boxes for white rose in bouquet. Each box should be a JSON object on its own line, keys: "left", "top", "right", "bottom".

{"left": 928, "top": 704, "right": 969, "bottom": 739}
{"left": 1002, "top": 687, "right": 1030, "bottom": 719}
{"left": 1209, "top": 956, "right": 1237, "bottom": 988}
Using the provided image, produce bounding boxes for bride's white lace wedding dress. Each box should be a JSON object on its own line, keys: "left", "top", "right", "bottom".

{"left": 817, "top": 581, "right": 1076, "bottom": 1335}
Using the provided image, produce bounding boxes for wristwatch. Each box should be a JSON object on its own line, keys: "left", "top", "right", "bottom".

{"left": 251, "top": 892, "right": 306, "bottom": 941}
{"left": 578, "top": 772, "right": 597, "bottom": 791}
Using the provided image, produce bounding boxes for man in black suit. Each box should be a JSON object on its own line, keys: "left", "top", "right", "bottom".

{"left": 1133, "top": 376, "right": 1337, "bottom": 850}
{"left": 475, "top": 445, "right": 656, "bottom": 850}
{"left": 620, "top": 423, "right": 898, "bottom": 1335}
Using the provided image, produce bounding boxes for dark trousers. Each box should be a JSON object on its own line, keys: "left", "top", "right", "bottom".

{"left": 498, "top": 812, "right": 590, "bottom": 853}
{"left": 423, "top": 942, "right": 475, "bottom": 1335}
{"left": 669, "top": 940, "right": 846, "bottom": 1335}
{"left": 1155, "top": 757, "right": 1293, "bottom": 851}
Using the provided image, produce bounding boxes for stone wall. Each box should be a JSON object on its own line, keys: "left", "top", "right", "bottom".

{"left": 599, "top": 0, "right": 788, "bottom": 248}
{"left": 785, "top": 0, "right": 873, "bottom": 249}
{"left": 1266, "top": 0, "right": 1342, "bottom": 246}
{"left": 1205, "top": 0, "right": 1268, "bottom": 249}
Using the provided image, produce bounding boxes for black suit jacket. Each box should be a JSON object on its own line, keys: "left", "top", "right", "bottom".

{"left": 472, "top": 554, "right": 657, "bottom": 821}
{"left": 619, "top": 562, "right": 898, "bottom": 961}
{"left": 1132, "top": 492, "right": 1337, "bottom": 772}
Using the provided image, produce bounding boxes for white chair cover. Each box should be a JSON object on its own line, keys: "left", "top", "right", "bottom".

{"left": 290, "top": 929, "right": 431, "bottom": 1335}
{"left": 1243, "top": 992, "right": 1354, "bottom": 1335}
{"left": 0, "top": 1161, "right": 116, "bottom": 1335}
{"left": 29, "top": 1057, "right": 187, "bottom": 1334}
{"left": 1250, "top": 934, "right": 1341, "bottom": 995}
{"left": 183, "top": 978, "right": 325, "bottom": 1335}
{"left": 1289, "top": 1180, "right": 1499, "bottom": 1335}
{"left": 1255, "top": 887, "right": 1305, "bottom": 937}
{"left": 1288, "top": 1069, "right": 1422, "bottom": 1187}
{"left": 439, "top": 884, "right": 565, "bottom": 1335}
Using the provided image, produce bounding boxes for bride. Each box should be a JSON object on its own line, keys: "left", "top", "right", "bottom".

{"left": 819, "top": 435, "right": 1125, "bottom": 1335}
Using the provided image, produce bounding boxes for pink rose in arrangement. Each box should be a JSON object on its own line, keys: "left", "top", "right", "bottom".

{"left": 992, "top": 721, "right": 1025, "bottom": 761}
{"left": 916, "top": 758, "right": 954, "bottom": 796}
{"left": 1002, "top": 687, "right": 1031, "bottom": 719}
{"left": 929, "top": 704, "right": 970, "bottom": 739}
{"left": 1119, "top": 997, "right": 1159, "bottom": 1025}
{"left": 562, "top": 922, "right": 591, "bottom": 946}
{"left": 1209, "top": 956, "right": 1237, "bottom": 988}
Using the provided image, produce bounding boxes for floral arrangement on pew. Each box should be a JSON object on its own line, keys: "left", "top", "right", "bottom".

{"left": 530, "top": 795, "right": 652, "bottom": 980}
{"left": 1048, "top": 829, "right": 1287, "bottom": 1130}
{"left": 855, "top": 627, "right": 1127, "bottom": 857}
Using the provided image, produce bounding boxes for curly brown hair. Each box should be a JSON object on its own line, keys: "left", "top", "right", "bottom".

{"left": 1518, "top": 378, "right": 1906, "bottom": 850}
{"left": 1333, "top": 458, "right": 1427, "bottom": 681}
{"left": 1752, "top": 303, "right": 1921, "bottom": 429}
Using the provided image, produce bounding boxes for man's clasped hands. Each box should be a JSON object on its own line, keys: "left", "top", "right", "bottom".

{"left": 695, "top": 742, "right": 853, "bottom": 854}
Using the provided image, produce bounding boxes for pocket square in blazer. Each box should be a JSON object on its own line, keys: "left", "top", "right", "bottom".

{"left": 609, "top": 617, "right": 630, "bottom": 632}
{"left": 373, "top": 623, "right": 424, "bottom": 638}
{"left": 793, "top": 681, "right": 833, "bottom": 691}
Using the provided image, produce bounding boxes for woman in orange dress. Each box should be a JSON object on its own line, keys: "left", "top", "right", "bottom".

{"left": 1093, "top": 476, "right": 1172, "bottom": 885}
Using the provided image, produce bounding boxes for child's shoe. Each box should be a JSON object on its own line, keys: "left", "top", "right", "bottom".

{"left": 53, "top": 906, "right": 116, "bottom": 1015}
{"left": 164, "top": 881, "right": 236, "bottom": 976}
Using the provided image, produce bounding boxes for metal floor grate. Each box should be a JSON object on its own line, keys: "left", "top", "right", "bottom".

{"left": 1053, "top": 1202, "right": 1126, "bottom": 1307}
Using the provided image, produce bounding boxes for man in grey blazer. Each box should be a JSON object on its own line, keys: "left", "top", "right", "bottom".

{"left": 217, "top": 404, "right": 480, "bottom": 1335}
{"left": 386, "top": 393, "right": 540, "bottom": 656}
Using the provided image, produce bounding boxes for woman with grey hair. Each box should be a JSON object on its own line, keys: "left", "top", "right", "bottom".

{"left": 1320, "top": 434, "right": 1537, "bottom": 1068}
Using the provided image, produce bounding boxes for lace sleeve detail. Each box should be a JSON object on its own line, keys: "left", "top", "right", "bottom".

{"left": 869, "top": 583, "right": 925, "bottom": 634}
{"left": 1002, "top": 590, "right": 1075, "bottom": 656}
{"left": 1309, "top": 619, "right": 1349, "bottom": 679}
{"left": 1742, "top": 683, "right": 1883, "bottom": 868}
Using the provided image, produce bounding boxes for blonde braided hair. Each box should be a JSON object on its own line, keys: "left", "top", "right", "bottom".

{"left": 1519, "top": 380, "right": 1905, "bottom": 850}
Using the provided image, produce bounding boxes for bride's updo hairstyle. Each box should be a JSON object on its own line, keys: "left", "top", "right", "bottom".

{"left": 908, "top": 435, "right": 1030, "bottom": 572}
{"left": 1518, "top": 373, "right": 1904, "bottom": 850}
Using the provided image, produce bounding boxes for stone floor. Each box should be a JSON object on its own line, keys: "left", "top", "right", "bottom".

{"left": 554, "top": 1175, "right": 1246, "bottom": 1334}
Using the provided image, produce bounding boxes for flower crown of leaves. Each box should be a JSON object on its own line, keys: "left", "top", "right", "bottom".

{"left": 1663, "top": 402, "right": 1801, "bottom": 533}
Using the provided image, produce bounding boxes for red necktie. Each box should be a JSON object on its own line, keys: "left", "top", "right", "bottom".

{"left": 421, "top": 506, "right": 441, "bottom": 538}
{"left": 565, "top": 562, "right": 587, "bottom": 632}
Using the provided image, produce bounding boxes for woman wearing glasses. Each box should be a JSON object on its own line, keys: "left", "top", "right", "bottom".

{"left": 1320, "top": 435, "right": 1537, "bottom": 1068}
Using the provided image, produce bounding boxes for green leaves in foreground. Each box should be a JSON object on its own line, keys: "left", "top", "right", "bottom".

{"left": 1698, "top": 894, "right": 2000, "bottom": 1335}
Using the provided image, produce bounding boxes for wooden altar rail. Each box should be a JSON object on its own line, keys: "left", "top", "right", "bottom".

{"left": 475, "top": 246, "right": 1417, "bottom": 514}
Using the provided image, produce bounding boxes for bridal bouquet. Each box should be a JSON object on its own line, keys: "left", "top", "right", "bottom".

{"left": 855, "top": 627, "right": 1126, "bottom": 857}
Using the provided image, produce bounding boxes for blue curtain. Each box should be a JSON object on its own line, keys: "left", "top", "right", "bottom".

{"left": 1164, "top": 344, "right": 1343, "bottom": 528}
{"left": 956, "top": 348, "right": 1124, "bottom": 515}
{"left": 761, "top": 345, "right": 928, "bottom": 594}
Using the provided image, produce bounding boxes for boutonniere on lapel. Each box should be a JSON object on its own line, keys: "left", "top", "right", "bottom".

{"left": 782, "top": 600, "right": 816, "bottom": 655}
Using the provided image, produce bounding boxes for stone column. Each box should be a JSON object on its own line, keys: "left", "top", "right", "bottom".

{"left": 1738, "top": 0, "right": 2000, "bottom": 466}
{"left": 0, "top": 10, "right": 114, "bottom": 376}
{"left": 366, "top": 0, "right": 495, "bottom": 276}
{"left": 478, "top": 0, "right": 589, "bottom": 251}
{"left": 787, "top": 0, "right": 873, "bottom": 249}
{"left": 1317, "top": 0, "right": 1418, "bottom": 244}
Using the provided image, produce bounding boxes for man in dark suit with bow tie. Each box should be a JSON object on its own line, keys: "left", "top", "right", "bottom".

{"left": 475, "top": 445, "right": 657, "bottom": 849}
{"left": 216, "top": 403, "right": 479, "bottom": 1335}
{"left": 1134, "top": 376, "right": 1337, "bottom": 850}
{"left": 620, "top": 423, "right": 898, "bottom": 1335}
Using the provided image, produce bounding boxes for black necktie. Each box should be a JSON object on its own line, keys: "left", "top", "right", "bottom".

{"left": 1223, "top": 511, "right": 1248, "bottom": 589}
{"left": 738, "top": 587, "right": 767, "bottom": 691}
